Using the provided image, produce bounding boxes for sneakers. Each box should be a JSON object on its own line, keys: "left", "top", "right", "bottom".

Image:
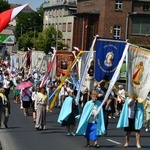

{"left": 67, "top": 132, "right": 71, "bottom": 136}
{"left": 71, "top": 132, "right": 76, "bottom": 136}
{"left": 67, "top": 132, "right": 75, "bottom": 136}
{"left": 145, "top": 128, "right": 149, "bottom": 132}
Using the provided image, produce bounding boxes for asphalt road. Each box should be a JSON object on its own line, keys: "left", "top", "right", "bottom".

{"left": 0, "top": 91, "right": 150, "bottom": 150}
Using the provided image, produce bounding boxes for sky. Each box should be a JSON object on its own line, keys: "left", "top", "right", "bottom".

{"left": 8, "top": 0, "right": 47, "bottom": 10}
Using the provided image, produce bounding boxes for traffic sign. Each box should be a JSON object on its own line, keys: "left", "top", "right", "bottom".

{"left": 0, "top": 34, "right": 15, "bottom": 45}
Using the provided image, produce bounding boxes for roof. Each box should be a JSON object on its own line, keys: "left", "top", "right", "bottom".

{"left": 10, "top": 3, "right": 34, "bottom": 12}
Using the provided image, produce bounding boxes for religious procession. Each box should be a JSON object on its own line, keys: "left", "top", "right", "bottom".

{"left": 0, "top": 35, "right": 150, "bottom": 149}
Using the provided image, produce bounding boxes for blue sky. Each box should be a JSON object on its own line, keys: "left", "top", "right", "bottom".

{"left": 8, "top": 0, "right": 47, "bottom": 10}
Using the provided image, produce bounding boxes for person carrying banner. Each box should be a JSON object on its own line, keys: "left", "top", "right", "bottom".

{"left": 116, "top": 84, "right": 125, "bottom": 116}
{"left": 144, "top": 94, "right": 150, "bottom": 132}
{"left": 96, "top": 80, "right": 110, "bottom": 136}
{"left": 57, "top": 89, "right": 79, "bottom": 136}
{"left": 76, "top": 90, "right": 105, "bottom": 148}
{"left": 117, "top": 95, "right": 144, "bottom": 149}
{"left": 58, "top": 80, "right": 70, "bottom": 108}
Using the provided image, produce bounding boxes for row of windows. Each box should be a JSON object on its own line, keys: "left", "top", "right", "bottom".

{"left": 113, "top": 16, "right": 150, "bottom": 39}
{"left": 44, "top": 22, "right": 72, "bottom": 32}
{"left": 115, "top": 0, "right": 150, "bottom": 12}
{"left": 132, "top": 17, "right": 150, "bottom": 35}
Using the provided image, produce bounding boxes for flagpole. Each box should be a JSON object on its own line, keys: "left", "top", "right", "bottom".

{"left": 49, "top": 50, "right": 83, "bottom": 110}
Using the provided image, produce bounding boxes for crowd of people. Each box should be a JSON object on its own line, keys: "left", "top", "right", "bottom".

{"left": 0, "top": 57, "right": 149, "bottom": 149}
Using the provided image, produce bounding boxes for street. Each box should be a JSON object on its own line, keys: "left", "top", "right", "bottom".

{"left": 0, "top": 91, "right": 150, "bottom": 150}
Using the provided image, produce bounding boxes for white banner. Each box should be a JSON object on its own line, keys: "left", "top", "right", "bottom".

{"left": 31, "top": 51, "right": 45, "bottom": 71}
{"left": 128, "top": 45, "right": 150, "bottom": 101}
{"left": 79, "top": 51, "right": 96, "bottom": 91}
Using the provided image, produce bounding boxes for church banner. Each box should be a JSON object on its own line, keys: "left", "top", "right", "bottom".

{"left": 31, "top": 51, "right": 46, "bottom": 71}
{"left": 95, "top": 39, "right": 126, "bottom": 82}
{"left": 128, "top": 45, "right": 150, "bottom": 101}
{"left": 56, "top": 51, "right": 74, "bottom": 77}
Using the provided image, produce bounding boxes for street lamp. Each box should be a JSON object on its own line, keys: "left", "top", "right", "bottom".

{"left": 49, "top": 15, "right": 58, "bottom": 50}
{"left": 125, "top": 12, "right": 137, "bottom": 40}
{"left": 56, "top": 17, "right": 58, "bottom": 50}
{"left": 28, "top": 27, "right": 36, "bottom": 48}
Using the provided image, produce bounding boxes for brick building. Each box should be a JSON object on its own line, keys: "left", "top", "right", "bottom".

{"left": 73, "top": 0, "right": 150, "bottom": 51}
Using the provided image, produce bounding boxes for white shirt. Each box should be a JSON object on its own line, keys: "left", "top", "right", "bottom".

{"left": 59, "top": 86, "right": 70, "bottom": 96}
{"left": 117, "top": 89, "right": 125, "bottom": 102}
{"left": 3, "top": 79, "right": 10, "bottom": 89}
{"left": 128, "top": 98, "right": 136, "bottom": 119}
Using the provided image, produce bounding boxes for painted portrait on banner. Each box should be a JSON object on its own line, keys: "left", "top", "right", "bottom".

{"left": 128, "top": 45, "right": 150, "bottom": 102}
{"left": 56, "top": 51, "right": 74, "bottom": 77}
{"left": 95, "top": 39, "right": 126, "bottom": 82}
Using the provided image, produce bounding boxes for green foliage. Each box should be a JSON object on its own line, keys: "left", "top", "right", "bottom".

{"left": 16, "top": 5, "right": 66, "bottom": 52}
{"left": 0, "top": 0, "right": 10, "bottom": 13}
{"left": 18, "top": 30, "right": 38, "bottom": 50}
{"left": 15, "top": 11, "right": 43, "bottom": 40}
{"left": 35, "top": 26, "right": 63, "bottom": 52}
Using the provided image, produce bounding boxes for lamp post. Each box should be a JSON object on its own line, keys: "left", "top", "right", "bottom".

{"left": 125, "top": 12, "right": 137, "bottom": 40}
{"left": 33, "top": 28, "right": 36, "bottom": 48}
{"left": 55, "top": 17, "right": 58, "bottom": 50}
{"left": 49, "top": 15, "right": 58, "bottom": 50}
{"left": 28, "top": 27, "right": 36, "bottom": 48}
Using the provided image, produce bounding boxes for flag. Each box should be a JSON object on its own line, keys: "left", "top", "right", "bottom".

{"left": 127, "top": 44, "right": 150, "bottom": 102}
{"left": 75, "top": 35, "right": 99, "bottom": 104}
{"left": 23, "top": 49, "right": 32, "bottom": 67}
{"left": 95, "top": 38, "right": 126, "bottom": 82}
{"left": 0, "top": 4, "right": 29, "bottom": 32}
{"left": 49, "top": 50, "right": 83, "bottom": 110}
{"left": 10, "top": 53, "right": 15, "bottom": 72}
{"left": 40, "top": 52, "right": 56, "bottom": 88}
{"left": 71, "top": 69, "right": 79, "bottom": 89}
{"left": 94, "top": 43, "right": 129, "bottom": 117}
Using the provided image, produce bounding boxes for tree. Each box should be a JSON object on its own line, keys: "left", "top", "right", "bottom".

{"left": 35, "top": 26, "right": 63, "bottom": 52}
{"left": 15, "top": 11, "right": 43, "bottom": 40}
{"left": 18, "top": 30, "right": 38, "bottom": 50}
{"left": 0, "top": 0, "right": 10, "bottom": 13}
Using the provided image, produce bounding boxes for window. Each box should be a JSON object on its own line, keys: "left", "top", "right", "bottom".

{"left": 113, "top": 25, "right": 121, "bottom": 39}
{"left": 62, "top": 23, "right": 66, "bottom": 32}
{"left": 143, "top": 5, "right": 150, "bottom": 11}
{"left": 67, "top": 39, "right": 71, "bottom": 48}
{"left": 67, "top": 22, "right": 72, "bottom": 32}
{"left": 132, "top": 17, "right": 150, "bottom": 35}
{"left": 62, "top": 39, "right": 65, "bottom": 44}
{"left": 115, "top": 0, "right": 122, "bottom": 10}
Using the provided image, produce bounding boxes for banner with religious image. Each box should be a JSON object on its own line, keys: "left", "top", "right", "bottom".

{"left": 56, "top": 51, "right": 74, "bottom": 77}
{"left": 95, "top": 39, "right": 126, "bottom": 82}
{"left": 79, "top": 51, "right": 95, "bottom": 91}
{"left": 31, "top": 51, "right": 46, "bottom": 71}
{"left": 128, "top": 45, "right": 150, "bottom": 101}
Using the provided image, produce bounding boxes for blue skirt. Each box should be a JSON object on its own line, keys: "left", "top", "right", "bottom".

{"left": 84, "top": 123, "right": 98, "bottom": 141}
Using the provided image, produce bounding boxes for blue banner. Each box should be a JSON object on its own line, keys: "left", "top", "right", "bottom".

{"left": 95, "top": 39, "right": 126, "bottom": 82}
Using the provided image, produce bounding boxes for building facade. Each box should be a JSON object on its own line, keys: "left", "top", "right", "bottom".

{"left": 43, "top": 0, "right": 77, "bottom": 51}
{"left": 73, "top": 0, "right": 150, "bottom": 51}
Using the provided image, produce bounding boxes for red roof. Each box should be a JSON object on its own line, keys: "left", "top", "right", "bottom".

{"left": 10, "top": 3, "right": 34, "bottom": 12}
